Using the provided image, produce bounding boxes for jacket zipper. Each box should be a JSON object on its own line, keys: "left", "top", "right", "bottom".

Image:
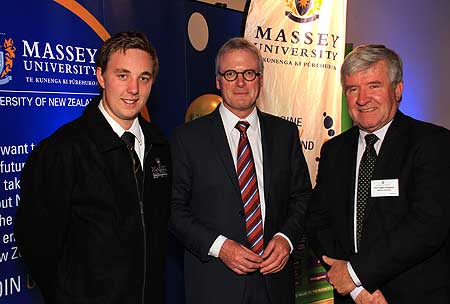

{"left": 139, "top": 145, "right": 151, "bottom": 304}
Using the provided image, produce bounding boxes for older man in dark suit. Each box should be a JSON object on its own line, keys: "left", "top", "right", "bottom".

{"left": 169, "top": 37, "right": 312, "bottom": 304}
{"left": 308, "top": 44, "right": 450, "bottom": 303}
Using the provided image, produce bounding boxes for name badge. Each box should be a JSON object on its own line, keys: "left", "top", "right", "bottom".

{"left": 371, "top": 179, "right": 399, "bottom": 197}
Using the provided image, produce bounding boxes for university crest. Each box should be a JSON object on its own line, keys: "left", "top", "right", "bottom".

{"left": 285, "top": 0, "right": 322, "bottom": 23}
{"left": 0, "top": 37, "right": 16, "bottom": 85}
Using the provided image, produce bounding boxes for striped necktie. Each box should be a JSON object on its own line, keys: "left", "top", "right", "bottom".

{"left": 235, "top": 121, "right": 264, "bottom": 255}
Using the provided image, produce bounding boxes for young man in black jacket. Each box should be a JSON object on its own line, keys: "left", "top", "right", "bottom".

{"left": 14, "top": 31, "right": 170, "bottom": 304}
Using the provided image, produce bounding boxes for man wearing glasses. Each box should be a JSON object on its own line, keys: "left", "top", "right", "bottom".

{"left": 169, "top": 37, "right": 312, "bottom": 304}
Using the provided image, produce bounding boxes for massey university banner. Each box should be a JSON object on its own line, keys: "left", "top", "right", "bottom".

{"left": 0, "top": 1, "right": 106, "bottom": 301}
{"left": 244, "top": 0, "right": 347, "bottom": 184}
{"left": 244, "top": 1, "right": 347, "bottom": 303}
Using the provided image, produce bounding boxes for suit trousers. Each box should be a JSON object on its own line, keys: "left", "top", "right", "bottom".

{"left": 242, "top": 272, "right": 271, "bottom": 304}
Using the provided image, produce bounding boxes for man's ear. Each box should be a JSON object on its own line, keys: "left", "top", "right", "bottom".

{"left": 96, "top": 67, "right": 105, "bottom": 89}
{"left": 394, "top": 81, "right": 403, "bottom": 102}
{"left": 216, "top": 76, "right": 221, "bottom": 91}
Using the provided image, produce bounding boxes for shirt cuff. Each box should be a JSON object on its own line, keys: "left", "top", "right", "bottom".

{"left": 347, "top": 261, "right": 362, "bottom": 286}
{"left": 350, "top": 286, "right": 365, "bottom": 301}
{"left": 274, "top": 232, "right": 293, "bottom": 253}
{"left": 208, "top": 235, "right": 227, "bottom": 258}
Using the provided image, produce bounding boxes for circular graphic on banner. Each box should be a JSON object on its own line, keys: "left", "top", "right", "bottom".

{"left": 187, "top": 12, "right": 209, "bottom": 51}
{"left": 323, "top": 112, "right": 335, "bottom": 136}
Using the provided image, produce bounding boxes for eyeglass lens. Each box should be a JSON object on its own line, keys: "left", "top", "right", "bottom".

{"left": 221, "top": 70, "right": 259, "bottom": 81}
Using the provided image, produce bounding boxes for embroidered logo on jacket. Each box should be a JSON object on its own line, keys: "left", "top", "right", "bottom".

{"left": 151, "top": 158, "right": 168, "bottom": 178}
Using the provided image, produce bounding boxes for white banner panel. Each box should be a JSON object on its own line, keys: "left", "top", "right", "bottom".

{"left": 245, "top": 0, "right": 347, "bottom": 184}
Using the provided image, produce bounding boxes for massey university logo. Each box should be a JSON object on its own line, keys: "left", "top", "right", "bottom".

{"left": 285, "top": 0, "right": 322, "bottom": 23}
{"left": 0, "top": 37, "right": 16, "bottom": 85}
{"left": 151, "top": 157, "right": 168, "bottom": 179}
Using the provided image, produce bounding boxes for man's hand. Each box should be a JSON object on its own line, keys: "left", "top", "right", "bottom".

{"left": 355, "top": 289, "right": 388, "bottom": 304}
{"left": 355, "top": 289, "right": 374, "bottom": 304}
{"left": 260, "top": 235, "right": 290, "bottom": 275}
{"left": 323, "top": 255, "right": 356, "bottom": 295}
{"left": 372, "top": 290, "right": 388, "bottom": 304}
{"left": 218, "top": 239, "right": 263, "bottom": 274}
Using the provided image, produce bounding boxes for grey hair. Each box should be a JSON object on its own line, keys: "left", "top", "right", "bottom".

{"left": 215, "top": 37, "right": 264, "bottom": 75}
{"left": 341, "top": 44, "right": 403, "bottom": 87}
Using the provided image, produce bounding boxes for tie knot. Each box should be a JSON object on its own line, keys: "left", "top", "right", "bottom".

{"left": 235, "top": 121, "right": 250, "bottom": 134}
{"left": 365, "top": 134, "right": 378, "bottom": 147}
{"left": 121, "top": 131, "right": 135, "bottom": 150}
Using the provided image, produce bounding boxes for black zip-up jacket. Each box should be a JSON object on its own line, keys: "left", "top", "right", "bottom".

{"left": 15, "top": 96, "right": 171, "bottom": 304}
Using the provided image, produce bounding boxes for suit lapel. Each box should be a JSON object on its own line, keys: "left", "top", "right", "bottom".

{"left": 258, "top": 111, "right": 273, "bottom": 207}
{"left": 257, "top": 111, "right": 276, "bottom": 241}
{"left": 207, "top": 108, "right": 241, "bottom": 198}
{"left": 374, "top": 112, "right": 408, "bottom": 176}
{"left": 366, "top": 112, "right": 409, "bottom": 213}
{"left": 340, "top": 128, "right": 359, "bottom": 253}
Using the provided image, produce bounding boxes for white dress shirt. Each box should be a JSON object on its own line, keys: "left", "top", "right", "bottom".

{"left": 208, "top": 103, "right": 293, "bottom": 257}
{"left": 348, "top": 120, "right": 392, "bottom": 300}
{"left": 98, "top": 100, "right": 145, "bottom": 166}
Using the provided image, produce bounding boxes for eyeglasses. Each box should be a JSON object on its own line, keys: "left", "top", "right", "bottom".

{"left": 217, "top": 69, "right": 261, "bottom": 82}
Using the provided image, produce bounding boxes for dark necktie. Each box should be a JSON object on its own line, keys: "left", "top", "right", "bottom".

{"left": 235, "top": 121, "right": 264, "bottom": 255}
{"left": 356, "top": 133, "right": 379, "bottom": 250}
{"left": 121, "top": 131, "right": 143, "bottom": 198}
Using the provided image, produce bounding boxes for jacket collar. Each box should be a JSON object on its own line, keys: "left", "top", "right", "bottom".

{"left": 82, "top": 96, "right": 166, "bottom": 153}
{"left": 207, "top": 107, "right": 241, "bottom": 197}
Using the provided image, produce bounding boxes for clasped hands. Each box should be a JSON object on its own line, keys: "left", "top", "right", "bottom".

{"left": 323, "top": 256, "right": 388, "bottom": 304}
{"left": 218, "top": 235, "right": 290, "bottom": 275}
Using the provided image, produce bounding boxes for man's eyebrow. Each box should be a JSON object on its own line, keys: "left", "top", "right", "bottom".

{"left": 113, "top": 68, "right": 131, "bottom": 73}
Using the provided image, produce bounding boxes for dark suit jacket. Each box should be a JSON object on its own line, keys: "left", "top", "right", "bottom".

{"left": 169, "top": 106, "right": 311, "bottom": 304}
{"left": 308, "top": 111, "right": 450, "bottom": 303}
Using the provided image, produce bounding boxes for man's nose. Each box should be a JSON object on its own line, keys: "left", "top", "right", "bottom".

{"left": 357, "top": 88, "right": 370, "bottom": 105}
{"left": 127, "top": 78, "right": 139, "bottom": 94}
{"left": 236, "top": 73, "right": 246, "bottom": 87}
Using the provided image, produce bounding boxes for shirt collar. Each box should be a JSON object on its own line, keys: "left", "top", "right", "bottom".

{"left": 358, "top": 119, "right": 393, "bottom": 144}
{"left": 219, "top": 102, "right": 259, "bottom": 134}
{"left": 98, "top": 99, "right": 143, "bottom": 145}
